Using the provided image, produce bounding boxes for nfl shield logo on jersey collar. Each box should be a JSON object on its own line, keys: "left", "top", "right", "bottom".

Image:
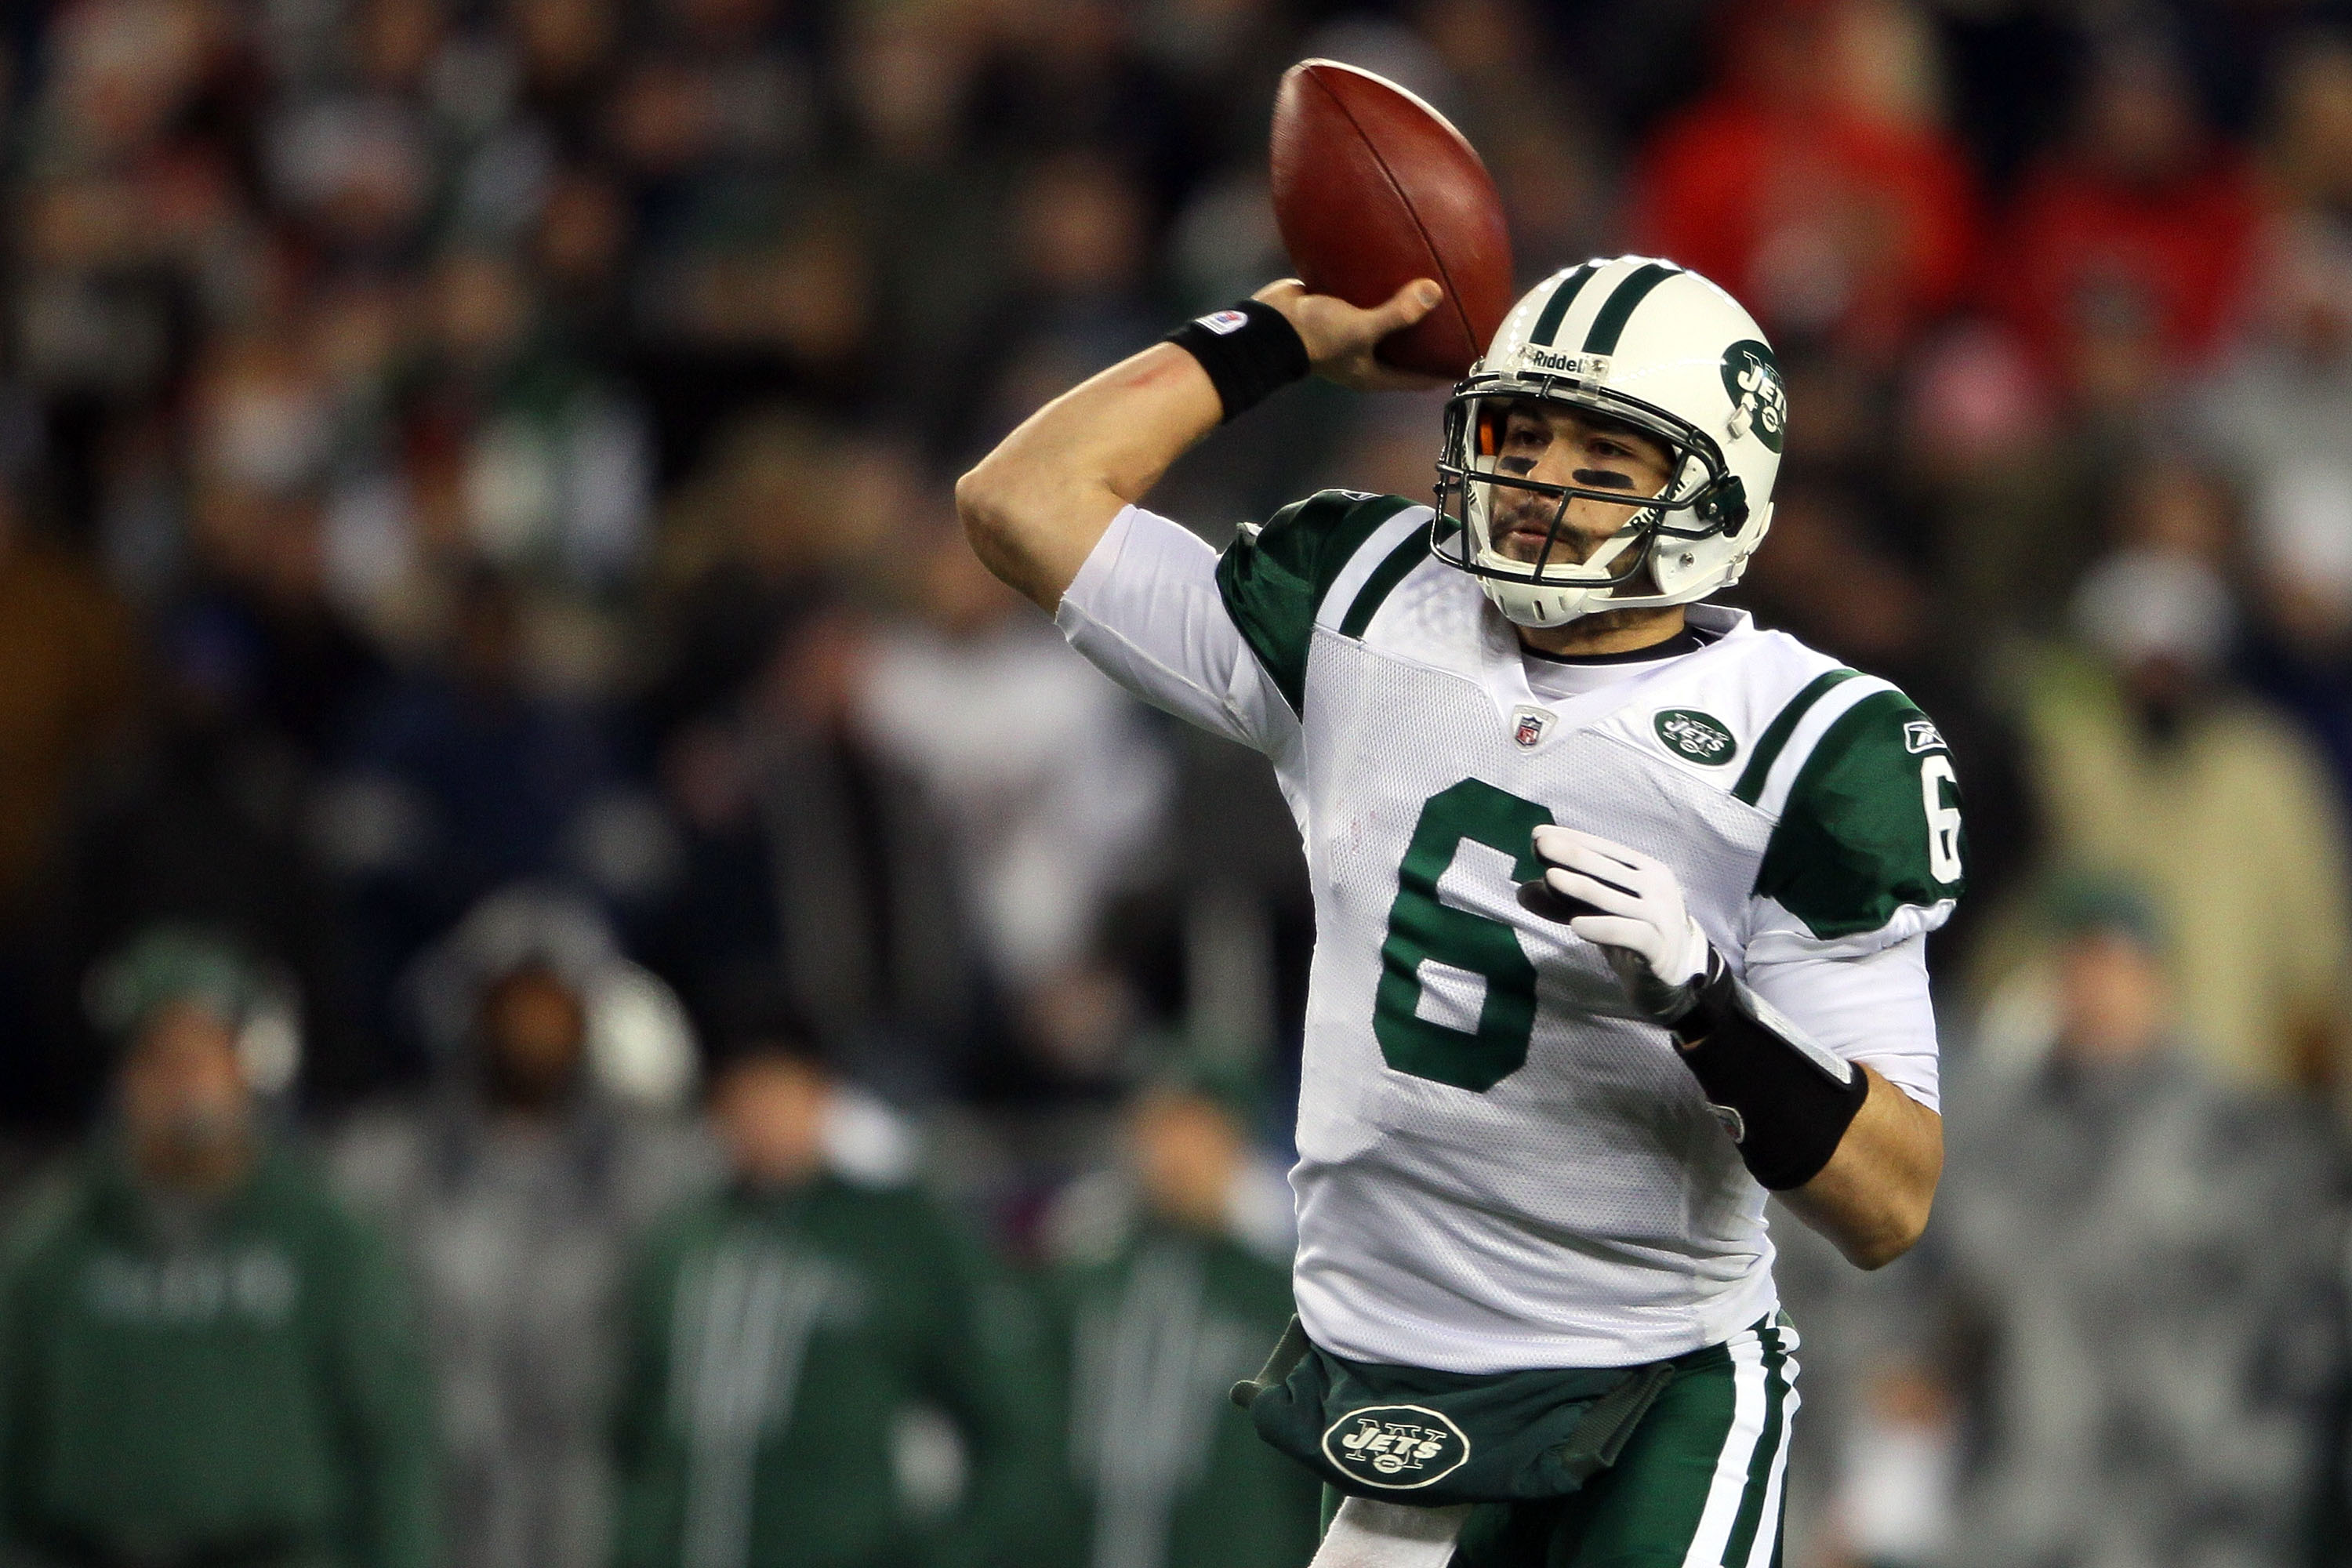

{"left": 1512, "top": 705, "right": 1555, "bottom": 749}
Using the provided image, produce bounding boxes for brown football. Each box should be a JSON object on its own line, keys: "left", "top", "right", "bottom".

{"left": 1269, "top": 60, "right": 1515, "bottom": 379}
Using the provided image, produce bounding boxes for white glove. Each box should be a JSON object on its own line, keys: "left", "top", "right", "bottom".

{"left": 1527, "top": 826, "right": 1714, "bottom": 1022}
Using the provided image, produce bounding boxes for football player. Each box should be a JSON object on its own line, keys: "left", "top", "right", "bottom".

{"left": 956, "top": 258, "right": 1961, "bottom": 1567}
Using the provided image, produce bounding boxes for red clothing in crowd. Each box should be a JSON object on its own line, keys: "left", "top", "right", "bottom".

{"left": 1994, "top": 150, "right": 2270, "bottom": 383}
{"left": 1631, "top": 92, "right": 1980, "bottom": 361}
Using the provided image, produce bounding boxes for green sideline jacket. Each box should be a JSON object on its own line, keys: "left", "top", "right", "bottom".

{"left": 608, "top": 1176, "right": 1057, "bottom": 1568}
{"left": 1038, "top": 1221, "right": 1320, "bottom": 1568}
{"left": 0, "top": 1142, "right": 437, "bottom": 1568}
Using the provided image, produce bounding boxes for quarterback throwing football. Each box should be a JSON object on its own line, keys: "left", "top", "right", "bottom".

{"left": 959, "top": 258, "right": 1961, "bottom": 1567}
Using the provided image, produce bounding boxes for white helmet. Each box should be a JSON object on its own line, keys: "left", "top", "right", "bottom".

{"left": 1435, "top": 256, "right": 1786, "bottom": 627}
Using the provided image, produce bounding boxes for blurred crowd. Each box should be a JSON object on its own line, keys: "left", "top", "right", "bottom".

{"left": 2, "top": 0, "right": 2352, "bottom": 1566}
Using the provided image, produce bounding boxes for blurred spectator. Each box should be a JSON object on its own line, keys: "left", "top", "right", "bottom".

{"left": 2235, "top": 460, "right": 2352, "bottom": 839}
{"left": 608, "top": 1010, "right": 1057, "bottom": 1568}
{"left": 54, "top": 604, "right": 363, "bottom": 1115}
{"left": 317, "top": 568, "right": 666, "bottom": 1048}
{"left": 529, "top": 162, "right": 632, "bottom": 350}
{"left": 854, "top": 524, "right": 1174, "bottom": 1086}
{"left": 0, "top": 924, "right": 436, "bottom": 1568}
{"left": 835, "top": 0, "right": 1007, "bottom": 415}
{"left": 15, "top": 0, "right": 251, "bottom": 407}
{"left": 176, "top": 325, "right": 388, "bottom": 755}
{"left": 511, "top": 0, "right": 621, "bottom": 147}
{"left": 2191, "top": 207, "right": 2352, "bottom": 548}
{"left": 640, "top": 411, "right": 869, "bottom": 738}
{"left": 0, "top": 484, "right": 141, "bottom": 1116}
{"left": 2264, "top": 31, "right": 2352, "bottom": 223}
{"left": 1937, "top": 884, "right": 2344, "bottom": 1568}
{"left": 1996, "top": 35, "right": 2268, "bottom": 416}
{"left": 959, "top": 149, "right": 1162, "bottom": 459}
{"left": 1994, "top": 519, "right": 2352, "bottom": 1098}
{"left": 971, "top": 1, "right": 1178, "bottom": 182}
{"left": 1762, "top": 1193, "right": 1944, "bottom": 1568}
{"left": 1630, "top": 0, "right": 1978, "bottom": 361}
{"left": 403, "top": 248, "right": 655, "bottom": 597}
{"left": 0, "top": 488, "right": 139, "bottom": 914}
{"left": 640, "top": 423, "right": 982, "bottom": 1090}
{"left": 857, "top": 525, "right": 1172, "bottom": 989}
{"left": 2191, "top": 165, "right": 2352, "bottom": 843}
{"left": 1036, "top": 1066, "right": 1314, "bottom": 1568}
{"left": 332, "top": 889, "right": 710, "bottom": 1568}
{"left": 1899, "top": 318, "right": 2082, "bottom": 639}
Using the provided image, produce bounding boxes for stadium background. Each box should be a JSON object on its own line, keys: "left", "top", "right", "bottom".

{"left": 0, "top": 0, "right": 2347, "bottom": 1565}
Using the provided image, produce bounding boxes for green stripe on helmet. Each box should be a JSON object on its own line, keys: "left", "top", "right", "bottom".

{"left": 1528, "top": 263, "right": 1600, "bottom": 347}
{"left": 1582, "top": 261, "right": 1682, "bottom": 355}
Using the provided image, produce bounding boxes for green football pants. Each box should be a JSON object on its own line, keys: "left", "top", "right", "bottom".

{"left": 1319, "top": 1317, "right": 1798, "bottom": 1568}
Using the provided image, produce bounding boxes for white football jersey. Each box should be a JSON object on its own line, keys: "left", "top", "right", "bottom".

{"left": 1058, "top": 493, "right": 1964, "bottom": 1372}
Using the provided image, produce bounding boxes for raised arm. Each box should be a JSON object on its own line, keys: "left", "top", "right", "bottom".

{"left": 954, "top": 279, "right": 1446, "bottom": 610}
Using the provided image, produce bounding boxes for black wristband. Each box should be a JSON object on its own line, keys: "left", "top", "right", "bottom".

{"left": 1163, "top": 300, "right": 1310, "bottom": 422}
{"left": 1669, "top": 953, "right": 1870, "bottom": 1191}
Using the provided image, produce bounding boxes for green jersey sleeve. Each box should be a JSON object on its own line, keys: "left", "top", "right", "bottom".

{"left": 1752, "top": 687, "right": 1967, "bottom": 943}
{"left": 1214, "top": 489, "right": 1420, "bottom": 713}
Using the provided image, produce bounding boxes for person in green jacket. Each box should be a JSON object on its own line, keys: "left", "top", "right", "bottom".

{"left": 608, "top": 1010, "right": 1056, "bottom": 1568}
{"left": 1037, "top": 1067, "right": 1321, "bottom": 1568}
{"left": 0, "top": 924, "right": 438, "bottom": 1568}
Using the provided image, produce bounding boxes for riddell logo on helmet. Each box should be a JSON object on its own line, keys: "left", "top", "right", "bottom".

{"left": 1520, "top": 346, "right": 1609, "bottom": 379}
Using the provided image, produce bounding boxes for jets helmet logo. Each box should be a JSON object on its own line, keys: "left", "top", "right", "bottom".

{"left": 1322, "top": 1404, "right": 1471, "bottom": 1489}
{"left": 1720, "top": 340, "right": 1787, "bottom": 453}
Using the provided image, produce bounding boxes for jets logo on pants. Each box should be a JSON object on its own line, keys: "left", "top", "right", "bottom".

{"left": 1323, "top": 1405, "right": 1472, "bottom": 1489}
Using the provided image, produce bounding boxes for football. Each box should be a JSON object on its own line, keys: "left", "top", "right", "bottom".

{"left": 1269, "top": 60, "right": 1515, "bottom": 379}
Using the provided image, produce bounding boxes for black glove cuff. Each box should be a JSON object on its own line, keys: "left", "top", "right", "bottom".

{"left": 1163, "top": 300, "right": 1310, "bottom": 422}
{"left": 1669, "top": 953, "right": 1871, "bottom": 1190}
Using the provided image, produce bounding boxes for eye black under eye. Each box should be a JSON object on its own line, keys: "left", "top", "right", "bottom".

{"left": 1573, "top": 469, "right": 1634, "bottom": 489}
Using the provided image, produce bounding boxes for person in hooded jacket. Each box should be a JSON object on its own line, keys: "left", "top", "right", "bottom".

{"left": 329, "top": 891, "right": 713, "bottom": 1568}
